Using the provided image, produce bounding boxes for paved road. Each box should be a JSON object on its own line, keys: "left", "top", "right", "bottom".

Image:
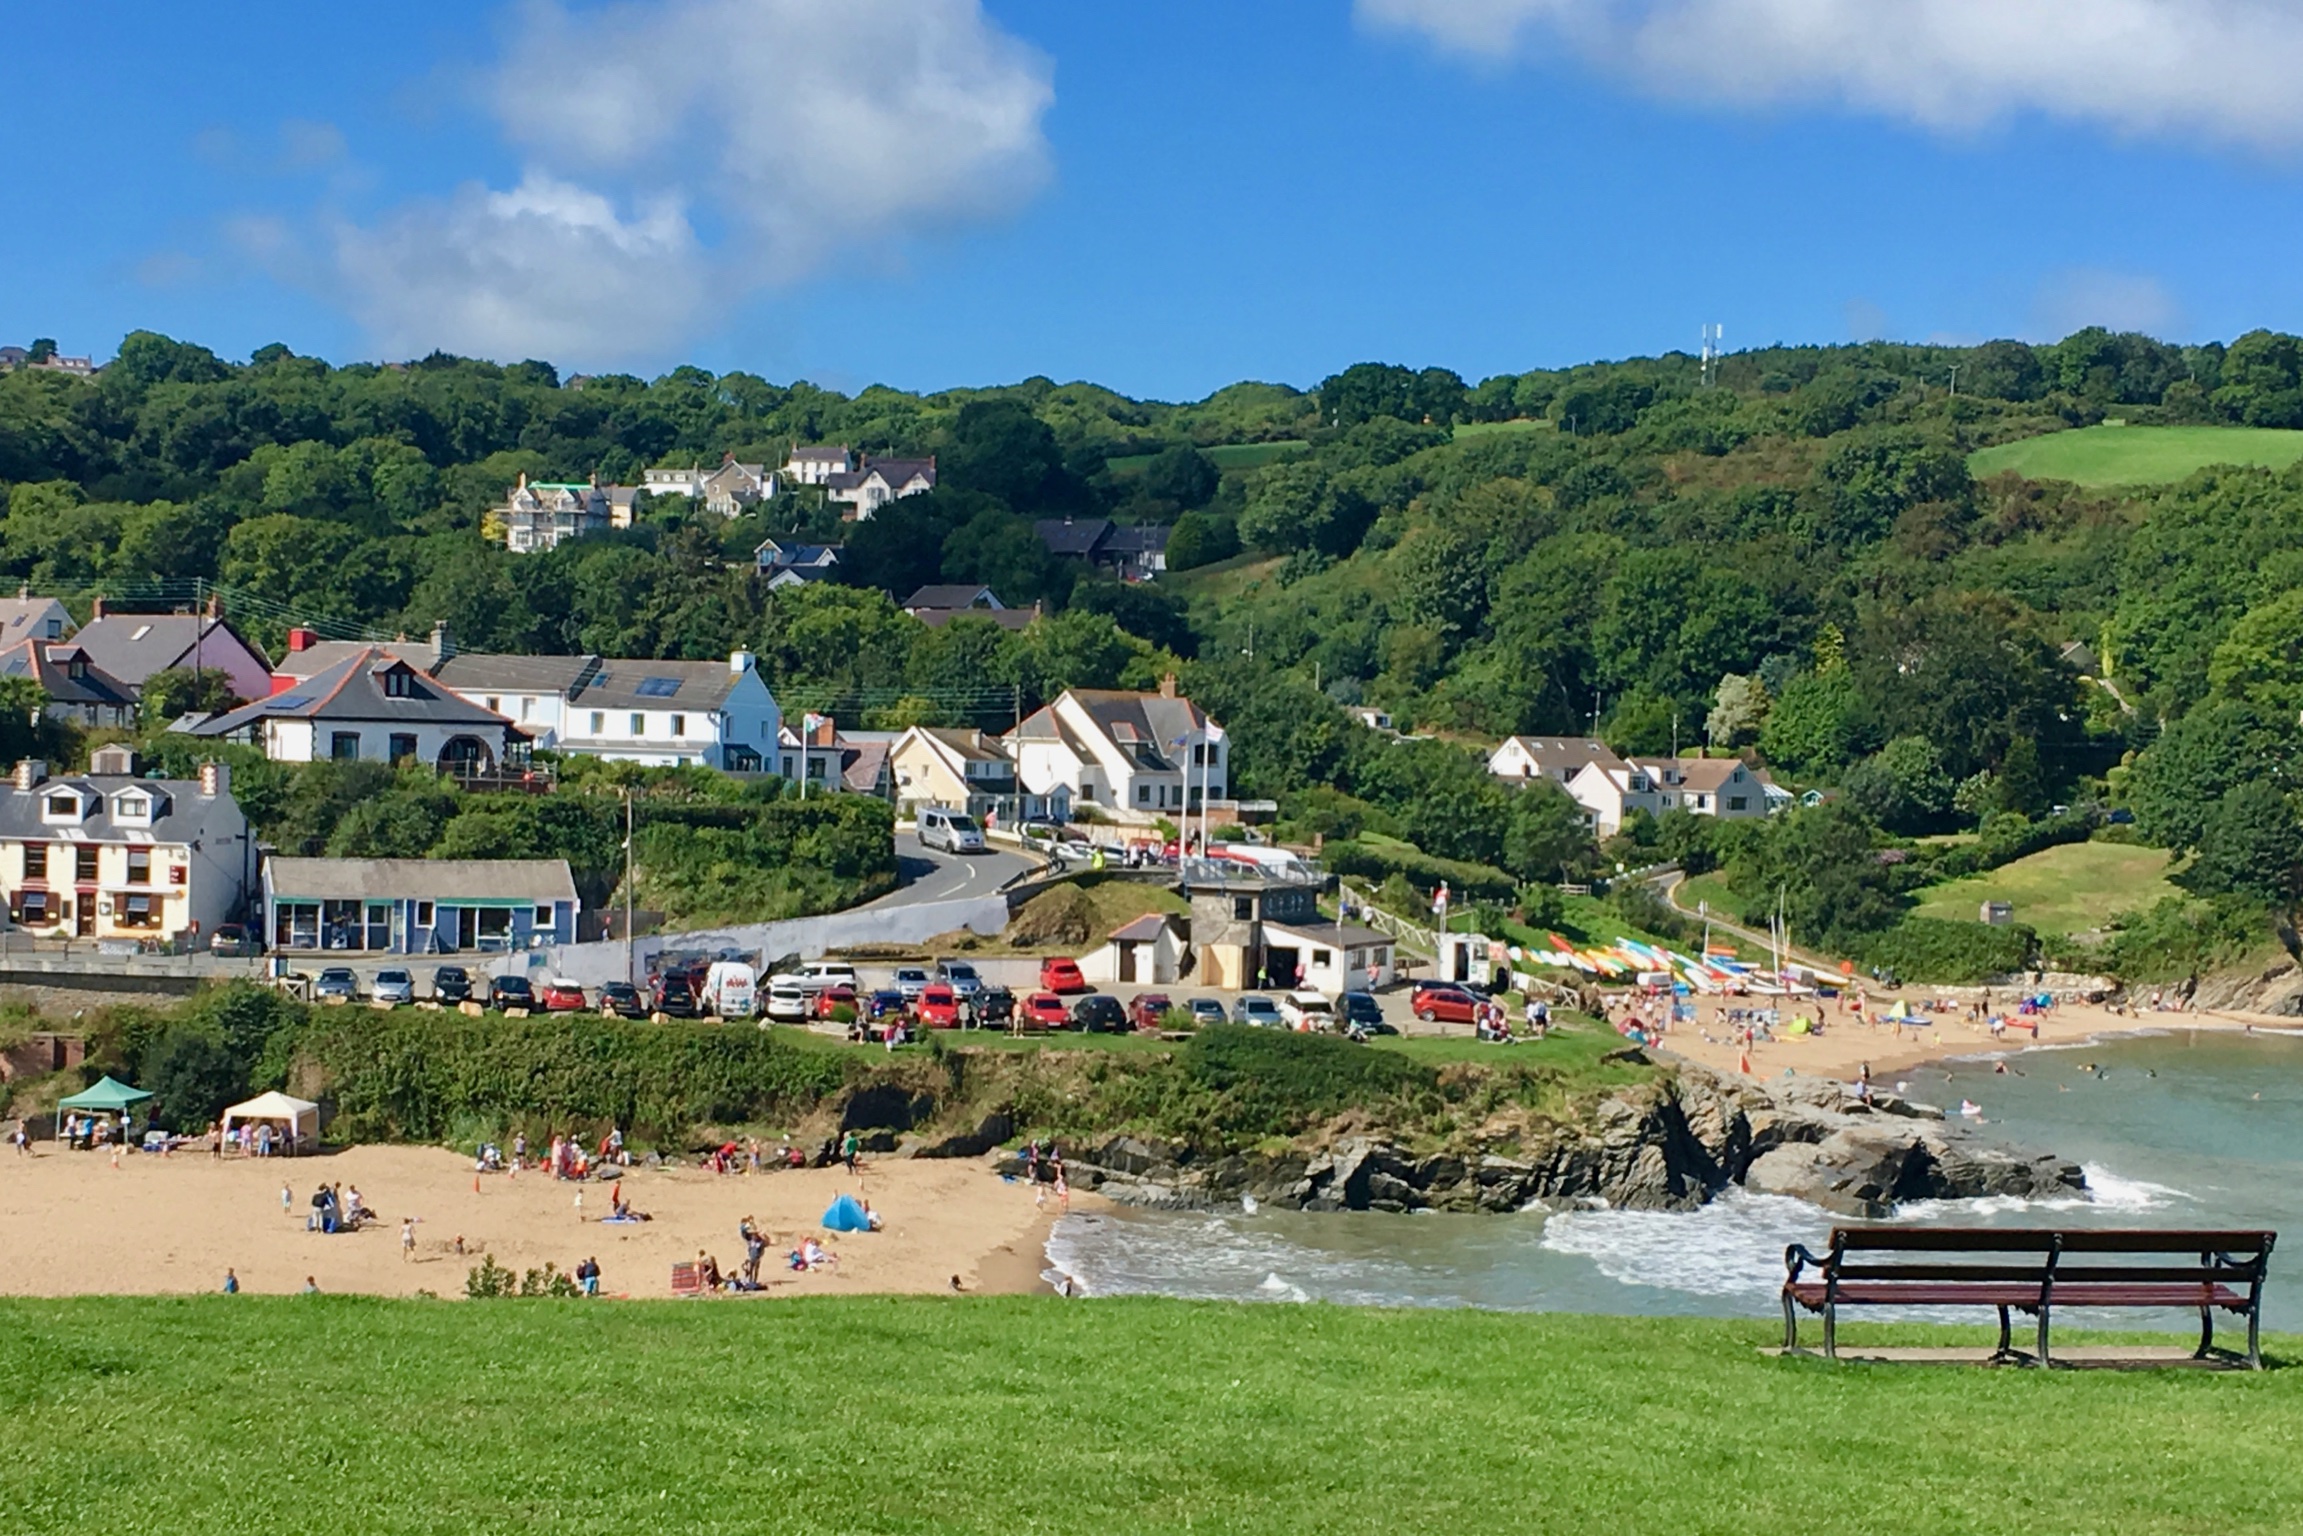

{"left": 863, "top": 837, "right": 1039, "bottom": 910}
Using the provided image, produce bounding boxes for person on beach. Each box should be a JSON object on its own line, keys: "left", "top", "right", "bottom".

{"left": 222, "top": 1268, "right": 238, "bottom": 1294}
{"left": 576, "top": 1256, "right": 600, "bottom": 1296}
{"left": 302, "top": 1276, "right": 319, "bottom": 1294}
{"left": 10, "top": 1118, "right": 27, "bottom": 1156}
{"left": 401, "top": 1217, "right": 417, "bottom": 1260}
{"left": 842, "top": 1130, "right": 861, "bottom": 1175}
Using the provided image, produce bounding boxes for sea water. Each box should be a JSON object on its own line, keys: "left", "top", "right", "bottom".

{"left": 1045, "top": 1027, "right": 2303, "bottom": 1328}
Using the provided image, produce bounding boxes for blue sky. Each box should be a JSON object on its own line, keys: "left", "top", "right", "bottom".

{"left": 8, "top": 0, "right": 2303, "bottom": 399}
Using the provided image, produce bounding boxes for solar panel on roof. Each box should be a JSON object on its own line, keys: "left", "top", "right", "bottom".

{"left": 273, "top": 695, "right": 313, "bottom": 709}
{"left": 635, "top": 676, "right": 683, "bottom": 697}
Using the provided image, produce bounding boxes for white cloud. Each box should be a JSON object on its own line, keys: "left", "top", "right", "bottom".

{"left": 1359, "top": 0, "right": 2303, "bottom": 149}
{"left": 2032, "top": 267, "right": 2181, "bottom": 339}
{"left": 329, "top": 0, "right": 1053, "bottom": 364}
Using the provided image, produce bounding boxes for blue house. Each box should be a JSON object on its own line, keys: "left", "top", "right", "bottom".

{"left": 262, "top": 857, "right": 580, "bottom": 955}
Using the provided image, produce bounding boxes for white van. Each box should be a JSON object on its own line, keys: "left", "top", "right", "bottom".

{"left": 701, "top": 960, "right": 757, "bottom": 1019}
{"left": 918, "top": 807, "right": 986, "bottom": 853}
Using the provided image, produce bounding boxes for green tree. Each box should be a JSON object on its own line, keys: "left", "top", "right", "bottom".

{"left": 1706, "top": 673, "right": 1771, "bottom": 749}
{"left": 1139, "top": 446, "right": 1219, "bottom": 508}
{"left": 1501, "top": 779, "right": 1590, "bottom": 883}
{"left": 1840, "top": 736, "right": 1956, "bottom": 835}
{"left": 2189, "top": 781, "right": 2303, "bottom": 907}
{"left": 2206, "top": 590, "right": 2303, "bottom": 718}
{"left": 1164, "top": 510, "right": 1238, "bottom": 571}
{"left": 141, "top": 668, "right": 240, "bottom": 729}
{"left": 1759, "top": 669, "right": 1873, "bottom": 777}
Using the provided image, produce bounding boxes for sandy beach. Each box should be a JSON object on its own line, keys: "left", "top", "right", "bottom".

{"left": 0, "top": 1143, "right": 1067, "bottom": 1300}
{"left": 1654, "top": 994, "right": 2293, "bottom": 1084}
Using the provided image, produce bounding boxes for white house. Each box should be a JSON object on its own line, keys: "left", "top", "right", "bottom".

{"left": 829, "top": 456, "right": 937, "bottom": 519}
{"left": 1080, "top": 913, "right": 1188, "bottom": 986}
{"left": 1489, "top": 735, "right": 1629, "bottom": 788}
{"left": 498, "top": 475, "right": 614, "bottom": 553}
{"left": 783, "top": 445, "right": 855, "bottom": 486}
{"left": 1004, "top": 677, "right": 1224, "bottom": 826}
{"left": 174, "top": 649, "right": 525, "bottom": 774}
{"left": 643, "top": 455, "right": 779, "bottom": 515}
{"left": 1559, "top": 754, "right": 1781, "bottom": 835}
{"left": 438, "top": 651, "right": 782, "bottom": 773}
{"left": 887, "top": 725, "right": 1064, "bottom": 822}
{"left": 0, "top": 592, "right": 72, "bottom": 646}
{"left": 0, "top": 753, "right": 252, "bottom": 944}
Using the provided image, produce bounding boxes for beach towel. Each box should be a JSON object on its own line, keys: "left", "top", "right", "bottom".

{"left": 822, "top": 1193, "right": 872, "bottom": 1232}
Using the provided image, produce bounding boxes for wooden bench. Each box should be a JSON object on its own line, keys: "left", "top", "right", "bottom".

{"left": 1782, "top": 1227, "right": 2275, "bottom": 1368}
{"left": 670, "top": 1261, "right": 705, "bottom": 1299}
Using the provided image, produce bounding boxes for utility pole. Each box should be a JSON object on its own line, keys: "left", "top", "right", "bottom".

{"left": 622, "top": 786, "right": 635, "bottom": 986}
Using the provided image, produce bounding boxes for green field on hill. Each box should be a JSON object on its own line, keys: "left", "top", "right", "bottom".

{"left": 1911, "top": 841, "right": 2180, "bottom": 935}
{"left": 5, "top": 1298, "right": 2295, "bottom": 1535}
{"left": 1969, "top": 424, "right": 2303, "bottom": 486}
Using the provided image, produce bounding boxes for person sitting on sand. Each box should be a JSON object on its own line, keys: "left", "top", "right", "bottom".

{"left": 698, "top": 1252, "right": 722, "bottom": 1290}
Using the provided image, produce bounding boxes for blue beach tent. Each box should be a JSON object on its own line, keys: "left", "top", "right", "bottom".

{"left": 822, "top": 1193, "right": 872, "bottom": 1232}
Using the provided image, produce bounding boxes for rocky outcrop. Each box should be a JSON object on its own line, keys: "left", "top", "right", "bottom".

{"left": 1003, "top": 1063, "right": 2086, "bottom": 1220}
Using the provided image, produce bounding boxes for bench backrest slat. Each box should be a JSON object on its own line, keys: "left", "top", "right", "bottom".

{"left": 1830, "top": 1226, "right": 2273, "bottom": 1257}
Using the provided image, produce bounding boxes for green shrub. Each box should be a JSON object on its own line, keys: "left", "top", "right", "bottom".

{"left": 1323, "top": 839, "right": 1517, "bottom": 902}
{"left": 1851, "top": 917, "right": 2038, "bottom": 984}
{"left": 1180, "top": 1025, "right": 1434, "bottom": 1140}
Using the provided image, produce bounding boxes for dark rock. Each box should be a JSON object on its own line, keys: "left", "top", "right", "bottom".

{"left": 841, "top": 1086, "right": 934, "bottom": 1133}
{"left": 917, "top": 1112, "right": 1014, "bottom": 1159}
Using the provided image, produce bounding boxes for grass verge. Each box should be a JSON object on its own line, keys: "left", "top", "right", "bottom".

{"left": 1911, "top": 841, "right": 2180, "bottom": 934}
{"left": 1969, "top": 423, "right": 2303, "bottom": 487}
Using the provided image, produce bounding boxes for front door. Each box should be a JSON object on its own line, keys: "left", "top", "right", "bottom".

{"left": 454, "top": 906, "right": 479, "bottom": 951}
{"left": 74, "top": 897, "right": 94, "bottom": 936}
{"left": 1118, "top": 944, "right": 1137, "bottom": 984}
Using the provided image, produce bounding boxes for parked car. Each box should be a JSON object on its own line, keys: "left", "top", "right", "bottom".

{"left": 1039, "top": 956, "right": 1088, "bottom": 994}
{"left": 649, "top": 973, "right": 697, "bottom": 1018}
{"left": 489, "top": 974, "right": 535, "bottom": 1010}
{"left": 1186, "top": 997, "right": 1229, "bottom": 1028}
{"left": 208, "top": 922, "right": 257, "bottom": 957}
{"left": 977, "top": 985, "right": 1016, "bottom": 1025}
{"left": 916, "top": 985, "right": 962, "bottom": 1028}
{"left": 1020, "top": 991, "right": 1071, "bottom": 1030}
{"left": 864, "top": 988, "right": 908, "bottom": 1022}
{"left": 540, "top": 978, "right": 587, "bottom": 1012}
{"left": 917, "top": 806, "right": 987, "bottom": 853}
{"left": 893, "top": 967, "right": 932, "bottom": 1002}
{"left": 599, "top": 982, "right": 648, "bottom": 1019}
{"left": 371, "top": 968, "right": 415, "bottom": 1006}
{"left": 1412, "top": 976, "right": 1488, "bottom": 1002}
{"left": 315, "top": 967, "right": 361, "bottom": 1002}
{"left": 763, "top": 981, "right": 811, "bottom": 1023}
{"left": 777, "top": 960, "right": 858, "bottom": 993}
{"left": 814, "top": 984, "right": 861, "bottom": 1021}
{"left": 1232, "top": 994, "right": 1283, "bottom": 1028}
{"left": 1413, "top": 984, "right": 1482, "bottom": 1024}
{"left": 1129, "top": 992, "right": 1175, "bottom": 1030}
{"left": 1071, "top": 994, "right": 1129, "bottom": 1033}
{"left": 1280, "top": 991, "right": 1336, "bottom": 1031}
{"left": 1339, "top": 991, "right": 1395, "bottom": 1035}
{"left": 936, "top": 959, "right": 983, "bottom": 997}
{"left": 432, "top": 966, "right": 473, "bottom": 1004}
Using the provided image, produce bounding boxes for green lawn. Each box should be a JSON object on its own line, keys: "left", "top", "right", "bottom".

{"left": 6, "top": 1297, "right": 2298, "bottom": 1534}
{"left": 1911, "top": 840, "right": 2180, "bottom": 934}
{"left": 1106, "top": 441, "right": 1307, "bottom": 476}
{"left": 1969, "top": 424, "right": 2303, "bottom": 487}
{"left": 1453, "top": 417, "right": 1555, "bottom": 440}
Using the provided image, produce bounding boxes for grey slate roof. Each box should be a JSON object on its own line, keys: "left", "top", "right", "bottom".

{"left": 568, "top": 656, "right": 747, "bottom": 713}
{"left": 70, "top": 614, "right": 269, "bottom": 688}
{"left": 0, "top": 596, "right": 71, "bottom": 643}
{"left": 1035, "top": 517, "right": 1113, "bottom": 558}
{"left": 265, "top": 857, "right": 576, "bottom": 904}
{"left": 903, "top": 584, "right": 1002, "bottom": 611}
{"left": 0, "top": 642, "right": 138, "bottom": 710}
{"left": 433, "top": 653, "right": 600, "bottom": 698}
{"left": 0, "top": 773, "right": 230, "bottom": 844}
{"left": 183, "top": 649, "right": 509, "bottom": 734}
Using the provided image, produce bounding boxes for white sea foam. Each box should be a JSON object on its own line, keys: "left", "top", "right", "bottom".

{"left": 2080, "top": 1165, "right": 2193, "bottom": 1211}
{"left": 1258, "top": 1273, "right": 1310, "bottom": 1303}
{"left": 1539, "top": 1190, "right": 1826, "bottom": 1301}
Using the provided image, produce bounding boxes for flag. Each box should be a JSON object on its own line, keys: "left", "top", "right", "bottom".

{"left": 1202, "top": 720, "right": 1226, "bottom": 744}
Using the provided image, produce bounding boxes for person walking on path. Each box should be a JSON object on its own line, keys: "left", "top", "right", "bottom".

{"left": 842, "top": 1130, "right": 861, "bottom": 1176}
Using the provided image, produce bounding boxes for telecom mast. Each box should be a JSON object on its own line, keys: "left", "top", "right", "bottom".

{"left": 1700, "top": 323, "right": 1723, "bottom": 388}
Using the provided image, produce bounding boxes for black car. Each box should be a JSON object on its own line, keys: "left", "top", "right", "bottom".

{"left": 433, "top": 966, "right": 474, "bottom": 1003}
{"left": 1071, "top": 994, "right": 1130, "bottom": 1033}
{"left": 1340, "top": 991, "right": 1397, "bottom": 1036}
{"left": 489, "top": 974, "right": 535, "bottom": 1010}
{"left": 652, "top": 973, "right": 698, "bottom": 1018}
{"left": 977, "top": 986, "right": 1015, "bottom": 1025}
{"left": 599, "top": 982, "right": 648, "bottom": 1019}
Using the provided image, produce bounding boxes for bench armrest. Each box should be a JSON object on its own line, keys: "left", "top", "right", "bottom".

{"left": 1784, "top": 1243, "right": 1830, "bottom": 1284}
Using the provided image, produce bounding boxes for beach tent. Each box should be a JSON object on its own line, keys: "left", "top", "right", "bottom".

{"left": 221, "top": 1090, "right": 321, "bottom": 1153}
{"left": 54, "top": 1075, "right": 153, "bottom": 1139}
{"left": 822, "top": 1193, "right": 872, "bottom": 1233}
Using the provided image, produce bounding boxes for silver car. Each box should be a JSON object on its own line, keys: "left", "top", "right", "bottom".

{"left": 1232, "top": 995, "right": 1283, "bottom": 1027}
{"left": 937, "top": 959, "right": 983, "bottom": 997}
{"left": 372, "top": 968, "right": 416, "bottom": 1006}
{"left": 917, "top": 807, "right": 986, "bottom": 853}
{"left": 894, "top": 967, "right": 932, "bottom": 1002}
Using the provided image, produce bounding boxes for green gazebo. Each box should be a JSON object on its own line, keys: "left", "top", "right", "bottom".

{"left": 54, "top": 1075, "right": 153, "bottom": 1143}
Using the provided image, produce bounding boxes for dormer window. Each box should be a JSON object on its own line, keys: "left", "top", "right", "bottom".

{"left": 114, "top": 793, "right": 150, "bottom": 821}
{"left": 383, "top": 668, "right": 413, "bottom": 699}
{"left": 41, "top": 792, "right": 80, "bottom": 822}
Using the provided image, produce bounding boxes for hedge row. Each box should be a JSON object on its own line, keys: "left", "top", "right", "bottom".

{"left": 1850, "top": 917, "right": 2039, "bottom": 985}
{"left": 1323, "top": 839, "right": 1519, "bottom": 903}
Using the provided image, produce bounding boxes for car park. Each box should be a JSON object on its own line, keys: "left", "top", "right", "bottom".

{"left": 649, "top": 973, "right": 697, "bottom": 1018}
{"left": 763, "top": 982, "right": 811, "bottom": 1023}
{"left": 432, "top": 966, "right": 473, "bottom": 1004}
{"left": 1232, "top": 994, "right": 1283, "bottom": 1028}
{"left": 315, "top": 967, "right": 361, "bottom": 1002}
{"left": 1039, "top": 956, "right": 1088, "bottom": 994}
{"left": 916, "top": 985, "right": 961, "bottom": 1028}
{"left": 1279, "top": 991, "right": 1336, "bottom": 1031}
{"left": 814, "top": 984, "right": 861, "bottom": 1021}
{"left": 977, "top": 985, "right": 1015, "bottom": 1025}
{"left": 1339, "top": 991, "right": 1395, "bottom": 1035}
{"left": 1020, "top": 991, "right": 1070, "bottom": 1030}
{"left": 893, "top": 967, "right": 932, "bottom": 1002}
{"left": 1129, "top": 992, "right": 1175, "bottom": 1030}
{"left": 371, "top": 969, "right": 415, "bottom": 1006}
{"left": 599, "top": 982, "right": 648, "bottom": 1019}
{"left": 1186, "top": 997, "right": 1229, "bottom": 1027}
{"left": 489, "top": 974, "right": 535, "bottom": 1011}
{"left": 1413, "top": 984, "right": 1481, "bottom": 1024}
{"left": 540, "top": 979, "right": 587, "bottom": 1012}
{"left": 936, "top": 959, "right": 983, "bottom": 997}
{"left": 917, "top": 807, "right": 987, "bottom": 853}
{"left": 1071, "top": 994, "right": 1129, "bottom": 1033}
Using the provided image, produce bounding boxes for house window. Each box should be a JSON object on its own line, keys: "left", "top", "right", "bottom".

{"left": 11, "top": 890, "right": 48, "bottom": 923}
{"left": 590, "top": 712, "right": 605, "bottom": 734}
{"left": 330, "top": 731, "right": 361, "bottom": 761}
{"left": 807, "top": 757, "right": 825, "bottom": 779}
{"left": 630, "top": 713, "right": 645, "bottom": 737}
{"left": 534, "top": 906, "right": 554, "bottom": 930}
{"left": 389, "top": 734, "right": 418, "bottom": 764}
{"left": 384, "top": 669, "right": 412, "bottom": 698}
{"left": 1137, "top": 785, "right": 1150, "bottom": 805}
{"left": 520, "top": 697, "right": 534, "bottom": 720}
{"left": 1727, "top": 795, "right": 1749, "bottom": 812}
{"left": 114, "top": 794, "right": 149, "bottom": 819}
{"left": 22, "top": 843, "right": 46, "bottom": 881}
{"left": 74, "top": 847, "right": 98, "bottom": 884}
{"left": 485, "top": 697, "right": 501, "bottom": 714}
{"left": 43, "top": 793, "right": 78, "bottom": 821}
{"left": 275, "top": 901, "right": 320, "bottom": 950}
{"left": 415, "top": 900, "right": 435, "bottom": 930}
{"left": 116, "top": 892, "right": 160, "bottom": 929}
{"left": 670, "top": 714, "right": 686, "bottom": 737}
{"left": 1312, "top": 949, "right": 1332, "bottom": 968}
{"left": 126, "top": 848, "right": 152, "bottom": 885}
{"left": 1233, "top": 896, "right": 1253, "bottom": 921}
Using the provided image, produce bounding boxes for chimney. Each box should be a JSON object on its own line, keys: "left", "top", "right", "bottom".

{"left": 430, "top": 620, "right": 455, "bottom": 668}
{"left": 287, "top": 627, "right": 316, "bottom": 653}
{"left": 811, "top": 715, "right": 836, "bottom": 747}
{"left": 729, "top": 650, "right": 755, "bottom": 676}
{"left": 13, "top": 760, "right": 45, "bottom": 792}
{"left": 205, "top": 594, "right": 221, "bottom": 619}
{"left": 90, "top": 597, "right": 106, "bottom": 618}
{"left": 199, "top": 761, "right": 230, "bottom": 799}
{"left": 1159, "top": 672, "right": 1178, "bottom": 699}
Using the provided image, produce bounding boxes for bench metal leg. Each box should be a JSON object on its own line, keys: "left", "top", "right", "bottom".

{"left": 2249, "top": 1304, "right": 2263, "bottom": 1371}
{"left": 1782, "top": 1292, "right": 1799, "bottom": 1351}
{"left": 1994, "top": 1305, "right": 2013, "bottom": 1361}
{"left": 2036, "top": 1305, "right": 2052, "bottom": 1368}
{"left": 2196, "top": 1304, "right": 2215, "bottom": 1361}
{"left": 1823, "top": 1303, "right": 1837, "bottom": 1361}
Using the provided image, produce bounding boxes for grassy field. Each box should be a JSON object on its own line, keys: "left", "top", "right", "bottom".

{"left": 1453, "top": 417, "right": 1554, "bottom": 440}
{"left": 6, "top": 1297, "right": 2296, "bottom": 1534}
{"left": 1969, "top": 424, "right": 2303, "bottom": 487}
{"left": 1105, "top": 441, "right": 1307, "bottom": 476}
{"left": 1911, "top": 841, "right": 2180, "bottom": 934}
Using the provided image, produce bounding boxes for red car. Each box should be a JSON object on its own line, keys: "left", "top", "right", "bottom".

{"left": 539, "top": 979, "right": 587, "bottom": 1012}
{"left": 1129, "top": 992, "right": 1175, "bottom": 1030}
{"left": 916, "top": 984, "right": 961, "bottom": 1028}
{"left": 1039, "top": 956, "right": 1088, "bottom": 994}
{"left": 813, "top": 985, "right": 860, "bottom": 1021}
{"left": 1020, "top": 991, "right": 1070, "bottom": 1031}
{"left": 1413, "top": 985, "right": 1481, "bottom": 1024}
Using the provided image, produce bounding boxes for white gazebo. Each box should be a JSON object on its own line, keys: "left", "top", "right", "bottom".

{"left": 220, "top": 1091, "right": 321, "bottom": 1154}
